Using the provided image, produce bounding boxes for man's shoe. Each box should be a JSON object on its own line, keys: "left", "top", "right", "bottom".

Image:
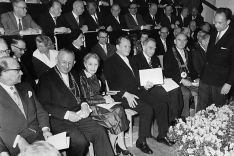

{"left": 156, "top": 137, "right": 175, "bottom": 146}
{"left": 136, "top": 140, "right": 153, "bottom": 154}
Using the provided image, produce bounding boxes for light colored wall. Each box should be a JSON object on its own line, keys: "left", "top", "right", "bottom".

{"left": 201, "top": 0, "right": 216, "bottom": 24}
{"left": 215, "top": 0, "right": 234, "bottom": 13}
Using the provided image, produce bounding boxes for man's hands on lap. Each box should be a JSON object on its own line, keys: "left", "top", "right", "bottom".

{"left": 123, "top": 92, "right": 139, "bottom": 108}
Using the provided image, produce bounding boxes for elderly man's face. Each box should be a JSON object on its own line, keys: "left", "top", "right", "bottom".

{"left": 214, "top": 13, "right": 230, "bottom": 32}
{"left": 74, "top": 1, "right": 84, "bottom": 16}
{"left": 143, "top": 40, "right": 156, "bottom": 58}
{"left": 175, "top": 34, "right": 187, "bottom": 50}
{"left": 51, "top": 2, "right": 62, "bottom": 17}
{"left": 165, "top": 6, "right": 173, "bottom": 16}
{"left": 149, "top": 4, "right": 157, "bottom": 16}
{"left": 11, "top": 40, "right": 26, "bottom": 58}
{"left": 111, "top": 5, "right": 121, "bottom": 17}
{"left": 14, "top": 1, "right": 27, "bottom": 18}
{"left": 0, "top": 42, "right": 10, "bottom": 58}
{"left": 57, "top": 52, "right": 75, "bottom": 74}
{"left": 0, "top": 58, "right": 22, "bottom": 86}
{"left": 87, "top": 3, "right": 97, "bottom": 15}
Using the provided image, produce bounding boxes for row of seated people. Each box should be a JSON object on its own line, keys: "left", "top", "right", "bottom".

{"left": 0, "top": 27, "right": 199, "bottom": 156}
{"left": 0, "top": 0, "right": 204, "bottom": 37}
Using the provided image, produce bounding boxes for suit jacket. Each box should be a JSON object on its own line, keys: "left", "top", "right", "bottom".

{"left": 143, "top": 12, "right": 160, "bottom": 26}
{"left": 192, "top": 42, "right": 206, "bottom": 76}
{"left": 176, "top": 15, "right": 190, "bottom": 27}
{"left": 103, "top": 53, "right": 142, "bottom": 101}
{"left": 36, "top": 67, "right": 84, "bottom": 130}
{"left": 188, "top": 14, "right": 204, "bottom": 27}
{"left": 32, "top": 57, "right": 51, "bottom": 79}
{"left": 1, "top": 11, "right": 40, "bottom": 35}
{"left": 163, "top": 46, "right": 198, "bottom": 84}
{"left": 201, "top": 27, "right": 234, "bottom": 86}
{"left": 159, "top": 14, "right": 176, "bottom": 29}
{"left": 155, "top": 37, "right": 171, "bottom": 55}
{"left": 91, "top": 43, "right": 116, "bottom": 61}
{"left": 0, "top": 82, "right": 49, "bottom": 156}
{"left": 38, "top": 11, "right": 64, "bottom": 35}
{"left": 62, "top": 12, "right": 86, "bottom": 32}
{"left": 124, "top": 13, "right": 146, "bottom": 30}
{"left": 106, "top": 14, "right": 126, "bottom": 31}
{"left": 84, "top": 12, "right": 106, "bottom": 31}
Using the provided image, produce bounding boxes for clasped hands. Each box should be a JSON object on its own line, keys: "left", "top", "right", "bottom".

{"left": 68, "top": 103, "right": 92, "bottom": 122}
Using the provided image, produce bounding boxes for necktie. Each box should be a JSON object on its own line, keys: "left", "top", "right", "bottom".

{"left": 10, "top": 86, "right": 26, "bottom": 118}
{"left": 133, "top": 15, "right": 138, "bottom": 25}
{"left": 18, "top": 19, "right": 22, "bottom": 31}
{"left": 102, "top": 45, "right": 107, "bottom": 54}
{"left": 148, "top": 59, "right": 153, "bottom": 68}
{"left": 76, "top": 16, "right": 80, "bottom": 26}
{"left": 115, "top": 16, "right": 120, "bottom": 24}
{"left": 215, "top": 32, "right": 221, "bottom": 44}
{"left": 162, "top": 40, "right": 167, "bottom": 52}
{"left": 167, "top": 16, "right": 171, "bottom": 23}
{"left": 53, "top": 17, "right": 57, "bottom": 25}
{"left": 94, "top": 15, "right": 99, "bottom": 25}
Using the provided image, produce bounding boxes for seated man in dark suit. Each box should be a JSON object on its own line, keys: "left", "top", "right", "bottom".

{"left": 63, "top": 0, "right": 88, "bottom": 33}
{"left": 84, "top": 1, "right": 106, "bottom": 31}
{"left": 104, "top": 36, "right": 173, "bottom": 154}
{"left": 10, "top": 38, "right": 36, "bottom": 89}
{"left": 39, "top": 0, "right": 71, "bottom": 35}
{"left": 176, "top": 7, "right": 190, "bottom": 28}
{"left": 1, "top": 0, "right": 41, "bottom": 35}
{"left": 188, "top": 7, "right": 204, "bottom": 28}
{"left": 132, "top": 38, "right": 183, "bottom": 125}
{"left": 159, "top": 5, "right": 176, "bottom": 30}
{"left": 143, "top": 3, "right": 161, "bottom": 30}
{"left": 124, "top": 2, "right": 151, "bottom": 30}
{"left": 155, "top": 27, "right": 171, "bottom": 67}
{"left": 164, "top": 33, "right": 198, "bottom": 117}
{"left": 106, "top": 4, "right": 126, "bottom": 31}
{"left": 192, "top": 30, "right": 209, "bottom": 77}
{"left": 0, "top": 57, "right": 52, "bottom": 156}
{"left": 37, "top": 49, "right": 114, "bottom": 156}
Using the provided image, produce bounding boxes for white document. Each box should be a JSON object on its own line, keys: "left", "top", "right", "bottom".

{"left": 97, "top": 102, "right": 121, "bottom": 110}
{"left": 139, "top": 68, "right": 164, "bottom": 86}
{"left": 47, "top": 132, "right": 70, "bottom": 150}
{"left": 162, "top": 78, "right": 179, "bottom": 92}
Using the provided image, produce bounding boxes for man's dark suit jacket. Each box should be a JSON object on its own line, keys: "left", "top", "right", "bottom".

{"left": 188, "top": 15, "right": 204, "bottom": 27}
{"left": 91, "top": 43, "right": 116, "bottom": 61}
{"left": 159, "top": 14, "right": 176, "bottom": 29}
{"left": 38, "top": 11, "right": 64, "bottom": 35}
{"left": 155, "top": 37, "right": 171, "bottom": 55}
{"left": 106, "top": 14, "right": 126, "bottom": 31}
{"left": 0, "top": 82, "right": 49, "bottom": 156}
{"left": 62, "top": 12, "right": 86, "bottom": 32}
{"left": 83, "top": 12, "right": 106, "bottom": 31}
{"left": 1, "top": 11, "right": 40, "bottom": 35}
{"left": 176, "top": 15, "right": 190, "bottom": 27}
{"left": 32, "top": 57, "right": 51, "bottom": 79}
{"left": 192, "top": 42, "right": 206, "bottom": 77}
{"left": 103, "top": 53, "right": 141, "bottom": 101}
{"left": 36, "top": 68, "right": 84, "bottom": 129}
{"left": 201, "top": 27, "right": 234, "bottom": 87}
{"left": 163, "top": 46, "right": 198, "bottom": 84}
{"left": 143, "top": 12, "right": 160, "bottom": 26}
{"left": 124, "top": 13, "right": 146, "bottom": 30}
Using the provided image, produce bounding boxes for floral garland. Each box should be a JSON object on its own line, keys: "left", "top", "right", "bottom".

{"left": 167, "top": 104, "right": 234, "bottom": 156}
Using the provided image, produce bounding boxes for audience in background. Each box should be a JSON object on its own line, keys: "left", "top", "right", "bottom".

{"left": 143, "top": 3, "right": 161, "bottom": 30}
{"left": 160, "top": 5, "right": 176, "bottom": 30}
{"left": 176, "top": 7, "right": 190, "bottom": 27}
{"left": 1, "top": 0, "right": 41, "bottom": 35}
{"left": 133, "top": 30, "right": 149, "bottom": 55}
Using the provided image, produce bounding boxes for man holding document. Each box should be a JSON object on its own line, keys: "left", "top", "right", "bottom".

{"left": 132, "top": 38, "right": 183, "bottom": 125}
{"left": 0, "top": 57, "right": 51, "bottom": 156}
{"left": 37, "top": 49, "right": 114, "bottom": 156}
{"left": 104, "top": 36, "right": 174, "bottom": 155}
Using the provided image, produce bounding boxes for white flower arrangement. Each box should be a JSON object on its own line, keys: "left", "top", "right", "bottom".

{"left": 167, "top": 104, "right": 234, "bottom": 156}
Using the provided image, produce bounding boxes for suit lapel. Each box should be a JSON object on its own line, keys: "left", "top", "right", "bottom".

{"left": 116, "top": 54, "right": 135, "bottom": 78}
{"left": 0, "top": 85, "right": 26, "bottom": 119}
{"left": 15, "top": 84, "right": 28, "bottom": 118}
{"left": 215, "top": 27, "right": 231, "bottom": 46}
{"left": 10, "top": 12, "right": 18, "bottom": 30}
{"left": 139, "top": 53, "right": 151, "bottom": 68}
{"left": 97, "top": 44, "right": 107, "bottom": 59}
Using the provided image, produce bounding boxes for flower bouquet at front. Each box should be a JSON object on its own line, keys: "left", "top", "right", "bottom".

{"left": 167, "top": 104, "right": 234, "bottom": 156}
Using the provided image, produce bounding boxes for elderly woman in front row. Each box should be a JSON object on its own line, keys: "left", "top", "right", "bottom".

{"left": 79, "top": 53, "right": 132, "bottom": 156}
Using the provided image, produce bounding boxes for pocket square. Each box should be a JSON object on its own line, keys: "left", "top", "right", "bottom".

{"left": 28, "top": 91, "right": 32, "bottom": 98}
{"left": 221, "top": 47, "right": 227, "bottom": 50}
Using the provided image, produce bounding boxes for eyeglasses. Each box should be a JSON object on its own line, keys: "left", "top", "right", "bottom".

{"left": 12, "top": 45, "right": 27, "bottom": 51}
{"left": 130, "top": 7, "right": 137, "bottom": 10}
{"left": 3, "top": 68, "right": 21, "bottom": 72}
{"left": 99, "top": 36, "right": 108, "bottom": 39}
{"left": 15, "top": 6, "right": 27, "bottom": 10}
{"left": 0, "top": 49, "right": 11, "bottom": 54}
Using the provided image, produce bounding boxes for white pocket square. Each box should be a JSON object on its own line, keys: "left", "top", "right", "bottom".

{"left": 28, "top": 91, "right": 32, "bottom": 98}
{"left": 221, "top": 47, "right": 227, "bottom": 50}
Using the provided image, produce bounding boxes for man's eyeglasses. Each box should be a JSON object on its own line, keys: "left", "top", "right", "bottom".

{"left": 12, "top": 45, "right": 27, "bottom": 52}
{"left": 3, "top": 68, "right": 21, "bottom": 72}
{"left": 15, "top": 6, "right": 27, "bottom": 10}
{"left": 0, "top": 49, "right": 11, "bottom": 54}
